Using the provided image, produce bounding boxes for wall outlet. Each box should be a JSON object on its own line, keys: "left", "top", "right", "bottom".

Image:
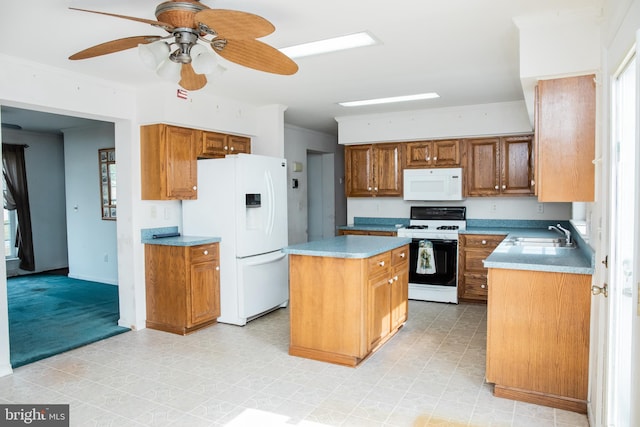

{"left": 537, "top": 203, "right": 544, "bottom": 214}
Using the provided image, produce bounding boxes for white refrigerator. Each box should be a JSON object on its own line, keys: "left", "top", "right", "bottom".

{"left": 182, "top": 154, "right": 289, "bottom": 326}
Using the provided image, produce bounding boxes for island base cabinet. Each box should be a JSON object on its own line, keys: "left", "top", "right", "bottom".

{"left": 486, "top": 268, "right": 591, "bottom": 413}
{"left": 288, "top": 245, "right": 409, "bottom": 367}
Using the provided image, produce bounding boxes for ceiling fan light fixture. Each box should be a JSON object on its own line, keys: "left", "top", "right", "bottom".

{"left": 339, "top": 92, "right": 441, "bottom": 107}
{"left": 156, "top": 58, "right": 182, "bottom": 81}
{"left": 190, "top": 44, "right": 217, "bottom": 75}
{"left": 138, "top": 40, "right": 170, "bottom": 69}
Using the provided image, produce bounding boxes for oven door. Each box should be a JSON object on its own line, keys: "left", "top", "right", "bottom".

{"left": 407, "top": 238, "right": 458, "bottom": 286}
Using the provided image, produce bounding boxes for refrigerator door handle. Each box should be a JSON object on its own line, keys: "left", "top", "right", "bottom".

{"left": 265, "top": 170, "right": 275, "bottom": 235}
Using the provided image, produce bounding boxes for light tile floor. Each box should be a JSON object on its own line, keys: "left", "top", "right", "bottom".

{"left": 1, "top": 301, "right": 590, "bottom": 427}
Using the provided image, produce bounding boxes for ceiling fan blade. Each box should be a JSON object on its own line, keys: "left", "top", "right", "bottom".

{"left": 214, "top": 39, "right": 298, "bottom": 75}
{"left": 69, "top": 35, "right": 163, "bottom": 60}
{"left": 179, "top": 63, "right": 207, "bottom": 91}
{"left": 195, "top": 9, "right": 275, "bottom": 39}
{"left": 69, "top": 7, "right": 174, "bottom": 31}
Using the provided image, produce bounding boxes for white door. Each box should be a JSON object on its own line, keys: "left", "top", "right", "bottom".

{"left": 603, "top": 47, "right": 637, "bottom": 427}
{"left": 235, "top": 154, "right": 288, "bottom": 257}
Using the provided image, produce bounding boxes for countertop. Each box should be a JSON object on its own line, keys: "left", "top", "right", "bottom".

{"left": 283, "top": 235, "right": 411, "bottom": 259}
{"left": 480, "top": 228, "right": 594, "bottom": 274}
{"left": 141, "top": 226, "right": 221, "bottom": 246}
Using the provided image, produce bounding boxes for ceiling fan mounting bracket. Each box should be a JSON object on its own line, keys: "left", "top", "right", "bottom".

{"left": 155, "top": 1, "right": 209, "bottom": 29}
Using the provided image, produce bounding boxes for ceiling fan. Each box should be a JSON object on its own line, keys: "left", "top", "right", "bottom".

{"left": 68, "top": 0, "right": 298, "bottom": 91}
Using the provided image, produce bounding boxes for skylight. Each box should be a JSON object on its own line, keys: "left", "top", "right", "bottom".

{"left": 338, "top": 92, "right": 440, "bottom": 107}
{"left": 279, "top": 32, "right": 378, "bottom": 59}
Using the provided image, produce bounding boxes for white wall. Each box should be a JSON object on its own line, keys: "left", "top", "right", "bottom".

{"left": 64, "top": 123, "right": 118, "bottom": 284}
{"left": 284, "top": 124, "right": 343, "bottom": 245}
{"left": 2, "top": 128, "right": 68, "bottom": 274}
{"left": 347, "top": 197, "right": 571, "bottom": 223}
{"left": 336, "top": 101, "right": 533, "bottom": 144}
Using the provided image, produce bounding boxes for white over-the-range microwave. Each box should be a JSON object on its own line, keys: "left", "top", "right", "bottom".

{"left": 403, "top": 167, "right": 464, "bottom": 201}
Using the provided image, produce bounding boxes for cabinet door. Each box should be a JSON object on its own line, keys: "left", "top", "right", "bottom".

{"left": 466, "top": 138, "right": 500, "bottom": 196}
{"left": 501, "top": 135, "right": 533, "bottom": 195}
{"left": 405, "top": 141, "right": 433, "bottom": 167}
{"left": 374, "top": 143, "right": 402, "bottom": 196}
{"left": 201, "top": 131, "right": 228, "bottom": 157}
{"left": 189, "top": 261, "right": 219, "bottom": 326}
{"left": 368, "top": 274, "right": 392, "bottom": 351}
{"left": 228, "top": 135, "right": 251, "bottom": 154}
{"left": 165, "top": 125, "right": 198, "bottom": 199}
{"left": 537, "top": 75, "right": 595, "bottom": 202}
{"left": 391, "top": 262, "right": 408, "bottom": 330}
{"left": 345, "top": 145, "right": 374, "bottom": 196}
{"left": 432, "top": 139, "right": 461, "bottom": 166}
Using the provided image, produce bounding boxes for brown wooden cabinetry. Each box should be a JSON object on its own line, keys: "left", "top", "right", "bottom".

{"left": 200, "top": 131, "right": 251, "bottom": 158}
{"left": 345, "top": 143, "right": 402, "bottom": 197}
{"left": 289, "top": 244, "right": 409, "bottom": 366}
{"left": 405, "top": 139, "right": 461, "bottom": 168}
{"left": 458, "top": 234, "right": 505, "bottom": 302}
{"left": 141, "top": 124, "right": 199, "bottom": 200}
{"left": 486, "top": 268, "right": 591, "bottom": 413}
{"left": 338, "top": 229, "right": 397, "bottom": 236}
{"left": 466, "top": 135, "right": 533, "bottom": 197}
{"left": 145, "top": 242, "right": 220, "bottom": 335}
{"left": 536, "top": 75, "right": 595, "bottom": 201}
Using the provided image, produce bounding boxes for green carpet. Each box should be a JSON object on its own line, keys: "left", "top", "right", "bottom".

{"left": 7, "top": 273, "right": 129, "bottom": 368}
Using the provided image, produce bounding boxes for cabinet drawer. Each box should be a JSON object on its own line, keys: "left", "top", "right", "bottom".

{"left": 368, "top": 252, "right": 391, "bottom": 276}
{"left": 462, "top": 234, "right": 505, "bottom": 248}
{"left": 464, "top": 250, "right": 491, "bottom": 272}
{"left": 462, "top": 274, "right": 489, "bottom": 299}
{"left": 189, "top": 244, "right": 218, "bottom": 263}
{"left": 391, "top": 245, "right": 409, "bottom": 266}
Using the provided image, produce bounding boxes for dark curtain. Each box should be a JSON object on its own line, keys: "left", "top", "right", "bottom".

{"left": 2, "top": 143, "right": 35, "bottom": 271}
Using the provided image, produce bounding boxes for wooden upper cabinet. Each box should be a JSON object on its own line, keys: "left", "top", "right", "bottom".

{"left": 345, "top": 143, "right": 402, "bottom": 197}
{"left": 141, "top": 124, "right": 198, "bottom": 200}
{"left": 536, "top": 75, "right": 595, "bottom": 202}
{"left": 466, "top": 137, "right": 500, "bottom": 196}
{"left": 466, "top": 135, "right": 533, "bottom": 197}
{"left": 405, "top": 139, "right": 461, "bottom": 168}
{"left": 200, "top": 131, "right": 251, "bottom": 158}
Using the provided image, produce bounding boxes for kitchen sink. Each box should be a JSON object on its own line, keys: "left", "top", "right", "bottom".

{"left": 503, "top": 236, "right": 576, "bottom": 248}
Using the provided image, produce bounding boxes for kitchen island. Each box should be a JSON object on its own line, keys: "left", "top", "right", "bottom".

{"left": 283, "top": 235, "right": 411, "bottom": 367}
{"left": 482, "top": 232, "right": 594, "bottom": 413}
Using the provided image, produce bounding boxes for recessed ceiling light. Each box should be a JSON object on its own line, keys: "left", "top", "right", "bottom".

{"left": 338, "top": 92, "right": 440, "bottom": 107}
{"left": 280, "top": 32, "right": 378, "bottom": 59}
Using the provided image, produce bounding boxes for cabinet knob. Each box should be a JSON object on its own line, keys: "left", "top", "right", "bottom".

{"left": 481, "top": 284, "right": 486, "bottom": 289}
{"left": 203, "top": 250, "right": 209, "bottom": 255}
{"left": 230, "top": 147, "right": 235, "bottom": 151}
{"left": 193, "top": 186, "right": 197, "bottom": 191}
{"left": 374, "top": 187, "right": 378, "bottom": 191}
{"left": 378, "top": 261, "right": 385, "bottom": 267}
{"left": 368, "top": 187, "right": 372, "bottom": 191}
{"left": 388, "top": 278, "right": 394, "bottom": 284}
{"left": 393, "top": 275, "right": 398, "bottom": 281}
{"left": 426, "top": 156, "right": 431, "bottom": 161}
{"left": 433, "top": 156, "right": 437, "bottom": 161}
{"left": 502, "top": 185, "right": 506, "bottom": 190}
{"left": 400, "top": 252, "right": 405, "bottom": 258}
{"left": 531, "top": 180, "right": 535, "bottom": 186}
{"left": 494, "top": 185, "right": 499, "bottom": 190}
{"left": 216, "top": 266, "right": 220, "bottom": 271}
{"left": 224, "top": 145, "right": 228, "bottom": 150}
{"left": 482, "top": 240, "right": 487, "bottom": 245}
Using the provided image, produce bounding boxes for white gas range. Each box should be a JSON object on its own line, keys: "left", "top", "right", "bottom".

{"left": 396, "top": 206, "right": 466, "bottom": 303}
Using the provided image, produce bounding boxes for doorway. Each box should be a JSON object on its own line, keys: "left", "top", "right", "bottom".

{"left": 306, "top": 150, "right": 335, "bottom": 242}
{"left": 607, "top": 48, "right": 637, "bottom": 426}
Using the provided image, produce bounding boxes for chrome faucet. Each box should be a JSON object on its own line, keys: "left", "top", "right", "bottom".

{"left": 548, "top": 223, "right": 572, "bottom": 246}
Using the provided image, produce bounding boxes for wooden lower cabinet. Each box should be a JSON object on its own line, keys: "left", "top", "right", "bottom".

{"left": 458, "top": 234, "right": 506, "bottom": 302}
{"left": 145, "top": 242, "right": 220, "bottom": 335}
{"left": 486, "top": 268, "right": 591, "bottom": 413}
{"left": 289, "top": 245, "right": 409, "bottom": 366}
